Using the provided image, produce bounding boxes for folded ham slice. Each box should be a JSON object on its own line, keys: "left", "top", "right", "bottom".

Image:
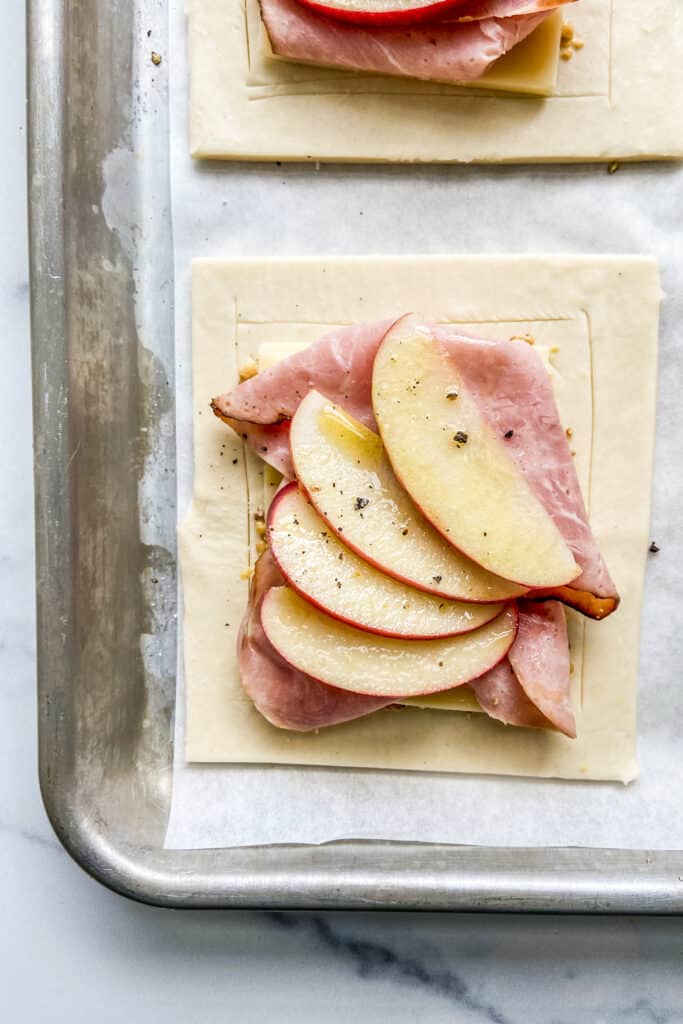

{"left": 213, "top": 318, "right": 618, "bottom": 619}
{"left": 472, "top": 599, "right": 575, "bottom": 737}
{"left": 241, "top": 553, "right": 574, "bottom": 734}
{"left": 261, "top": 0, "right": 575, "bottom": 85}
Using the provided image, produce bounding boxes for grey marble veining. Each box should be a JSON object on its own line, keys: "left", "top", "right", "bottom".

{"left": 3, "top": 1, "right": 683, "bottom": 1020}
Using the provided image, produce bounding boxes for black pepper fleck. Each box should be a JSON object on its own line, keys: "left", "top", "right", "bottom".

{"left": 354, "top": 497, "right": 370, "bottom": 511}
{"left": 504, "top": 429, "right": 514, "bottom": 439}
{"left": 453, "top": 431, "right": 468, "bottom": 446}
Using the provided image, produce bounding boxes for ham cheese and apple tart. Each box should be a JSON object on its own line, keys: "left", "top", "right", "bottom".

{"left": 212, "top": 314, "right": 618, "bottom": 740}
{"left": 260, "top": 0, "right": 577, "bottom": 87}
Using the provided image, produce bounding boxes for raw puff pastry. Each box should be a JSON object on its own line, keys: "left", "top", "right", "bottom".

{"left": 180, "top": 255, "right": 660, "bottom": 782}
{"left": 187, "top": 0, "right": 683, "bottom": 162}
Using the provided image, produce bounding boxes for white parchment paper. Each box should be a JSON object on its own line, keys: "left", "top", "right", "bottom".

{"left": 164, "top": 0, "right": 683, "bottom": 850}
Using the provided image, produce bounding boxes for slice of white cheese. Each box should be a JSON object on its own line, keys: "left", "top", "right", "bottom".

{"left": 257, "top": 340, "right": 310, "bottom": 371}
{"left": 262, "top": 9, "right": 563, "bottom": 98}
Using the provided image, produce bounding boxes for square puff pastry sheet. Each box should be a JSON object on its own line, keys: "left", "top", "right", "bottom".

{"left": 187, "top": 0, "right": 683, "bottom": 162}
{"left": 182, "top": 255, "right": 660, "bottom": 782}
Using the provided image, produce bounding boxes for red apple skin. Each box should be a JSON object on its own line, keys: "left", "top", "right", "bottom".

{"left": 267, "top": 482, "right": 503, "bottom": 639}
{"left": 294, "top": 0, "right": 469, "bottom": 27}
{"left": 261, "top": 587, "right": 520, "bottom": 699}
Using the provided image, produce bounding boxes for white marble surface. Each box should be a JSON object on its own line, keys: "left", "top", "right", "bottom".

{"left": 3, "top": 3, "right": 683, "bottom": 1021}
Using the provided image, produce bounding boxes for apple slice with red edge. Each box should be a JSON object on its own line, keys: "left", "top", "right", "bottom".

{"left": 290, "top": 389, "right": 526, "bottom": 603}
{"left": 371, "top": 315, "right": 580, "bottom": 589}
{"left": 294, "top": 0, "right": 468, "bottom": 27}
{"left": 262, "top": 585, "right": 518, "bottom": 698}
{"left": 268, "top": 482, "right": 505, "bottom": 638}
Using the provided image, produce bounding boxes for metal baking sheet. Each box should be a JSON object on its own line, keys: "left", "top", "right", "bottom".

{"left": 29, "top": 0, "right": 683, "bottom": 910}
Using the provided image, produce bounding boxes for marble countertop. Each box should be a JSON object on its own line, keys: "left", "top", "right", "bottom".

{"left": 3, "top": 4, "right": 683, "bottom": 1021}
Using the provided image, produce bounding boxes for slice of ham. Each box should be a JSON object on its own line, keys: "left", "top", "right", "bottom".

{"left": 213, "top": 318, "right": 617, "bottom": 619}
{"left": 508, "top": 599, "right": 575, "bottom": 736}
{"left": 239, "top": 550, "right": 392, "bottom": 729}
{"left": 240, "top": 553, "right": 574, "bottom": 734}
{"left": 470, "top": 660, "right": 549, "bottom": 730}
{"left": 472, "top": 599, "right": 575, "bottom": 737}
{"left": 261, "top": 0, "right": 557, "bottom": 85}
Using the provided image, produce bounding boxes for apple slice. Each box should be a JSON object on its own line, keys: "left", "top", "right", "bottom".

{"left": 268, "top": 482, "right": 504, "bottom": 638}
{"left": 372, "top": 316, "right": 580, "bottom": 589}
{"left": 262, "top": 585, "right": 518, "bottom": 698}
{"left": 294, "top": 0, "right": 467, "bottom": 27}
{"left": 290, "top": 390, "right": 525, "bottom": 603}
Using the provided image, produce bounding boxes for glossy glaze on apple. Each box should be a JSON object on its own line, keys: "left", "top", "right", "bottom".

{"left": 290, "top": 390, "right": 526, "bottom": 603}
{"left": 268, "top": 482, "right": 504, "bottom": 638}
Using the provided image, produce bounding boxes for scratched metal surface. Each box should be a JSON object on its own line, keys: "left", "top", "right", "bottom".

{"left": 28, "top": 0, "right": 683, "bottom": 910}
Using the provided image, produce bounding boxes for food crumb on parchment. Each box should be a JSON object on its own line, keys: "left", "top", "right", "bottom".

{"left": 649, "top": 541, "right": 660, "bottom": 554}
{"left": 560, "top": 23, "right": 584, "bottom": 61}
{"left": 565, "top": 427, "right": 574, "bottom": 439}
{"left": 608, "top": 161, "right": 620, "bottom": 175}
{"left": 151, "top": 51, "right": 162, "bottom": 66}
{"left": 240, "top": 566, "right": 254, "bottom": 580}
{"left": 510, "top": 334, "right": 535, "bottom": 346}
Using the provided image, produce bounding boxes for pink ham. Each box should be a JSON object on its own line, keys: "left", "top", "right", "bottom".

{"left": 239, "top": 550, "right": 392, "bottom": 729}
{"left": 433, "top": 326, "right": 618, "bottom": 619}
{"left": 212, "top": 319, "right": 394, "bottom": 475}
{"left": 472, "top": 599, "right": 575, "bottom": 737}
{"left": 508, "top": 599, "right": 575, "bottom": 736}
{"left": 470, "top": 660, "right": 549, "bottom": 730}
{"left": 261, "top": 0, "right": 556, "bottom": 84}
